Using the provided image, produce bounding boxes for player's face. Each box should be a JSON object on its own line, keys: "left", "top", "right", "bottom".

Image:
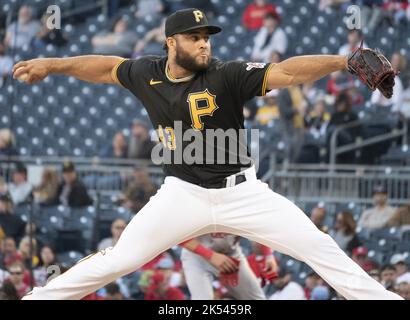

{"left": 174, "top": 29, "right": 211, "bottom": 72}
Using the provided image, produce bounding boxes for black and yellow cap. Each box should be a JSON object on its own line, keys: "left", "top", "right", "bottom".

{"left": 165, "top": 8, "right": 222, "bottom": 37}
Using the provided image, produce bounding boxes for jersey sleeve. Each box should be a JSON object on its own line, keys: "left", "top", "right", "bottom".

{"left": 222, "top": 61, "right": 274, "bottom": 102}
{"left": 113, "top": 58, "right": 148, "bottom": 92}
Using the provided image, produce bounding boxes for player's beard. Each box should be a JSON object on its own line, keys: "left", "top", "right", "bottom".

{"left": 175, "top": 42, "right": 211, "bottom": 72}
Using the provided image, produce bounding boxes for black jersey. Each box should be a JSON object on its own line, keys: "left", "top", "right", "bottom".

{"left": 115, "top": 56, "right": 272, "bottom": 185}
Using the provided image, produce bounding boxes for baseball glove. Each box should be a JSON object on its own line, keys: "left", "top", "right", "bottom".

{"left": 347, "top": 43, "right": 396, "bottom": 99}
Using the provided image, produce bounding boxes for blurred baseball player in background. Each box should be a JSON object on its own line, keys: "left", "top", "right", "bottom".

{"left": 180, "top": 234, "right": 278, "bottom": 299}
{"left": 13, "top": 8, "right": 401, "bottom": 300}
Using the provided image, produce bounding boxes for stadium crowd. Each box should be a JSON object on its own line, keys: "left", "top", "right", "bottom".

{"left": 1, "top": 0, "right": 410, "bottom": 300}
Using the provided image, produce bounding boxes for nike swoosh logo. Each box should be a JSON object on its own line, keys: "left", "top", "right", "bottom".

{"left": 150, "top": 79, "right": 163, "bottom": 85}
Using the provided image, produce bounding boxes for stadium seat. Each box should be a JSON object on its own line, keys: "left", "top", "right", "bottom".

{"left": 57, "top": 251, "right": 85, "bottom": 268}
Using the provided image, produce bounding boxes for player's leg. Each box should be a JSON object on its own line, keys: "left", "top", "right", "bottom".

{"left": 23, "top": 177, "right": 213, "bottom": 300}
{"left": 180, "top": 249, "right": 215, "bottom": 300}
{"left": 217, "top": 179, "right": 403, "bottom": 300}
{"left": 224, "top": 253, "right": 266, "bottom": 300}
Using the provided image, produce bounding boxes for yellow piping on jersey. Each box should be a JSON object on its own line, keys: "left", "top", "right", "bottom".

{"left": 165, "top": 61, "right": 195, "bottom": 83}
{"left": 111, "top": 58, "right": 128, "bottom": 87}
{"left": 261, "top": 63, "right": 274, "bottom": 96}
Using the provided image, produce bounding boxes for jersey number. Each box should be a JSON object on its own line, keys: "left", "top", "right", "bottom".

{"left": 187, "top": 89, "right": 219, "bottom": 131}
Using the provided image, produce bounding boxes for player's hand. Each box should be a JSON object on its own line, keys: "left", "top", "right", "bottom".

{"left": 263, "top": 255, "right": 278, "bottom": 274}
{"left": 209, "top": 252, "right": 239, "bottom": 274}
{"left": 12, "top": 58, "right": 51, "bottom": 84}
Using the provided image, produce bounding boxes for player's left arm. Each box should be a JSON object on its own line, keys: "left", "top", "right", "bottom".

{"left": 266, "top": 55, "right": 348, "bottom": 90}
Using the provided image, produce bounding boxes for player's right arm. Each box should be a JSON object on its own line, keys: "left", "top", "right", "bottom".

{"left": 180, "top": 238, "right": 239, "bottom": 273}
{"left": 12, "top": 55, "right": 125, "bottom": 85}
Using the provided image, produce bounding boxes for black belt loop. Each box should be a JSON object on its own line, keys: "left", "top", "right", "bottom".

{"left": 198, "top": 173, "right": 247, "bottom": 189}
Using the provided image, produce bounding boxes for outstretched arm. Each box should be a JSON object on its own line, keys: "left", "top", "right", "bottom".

{"left": 12, "top": 55, "right": 125, "bottom": 85}
{"left": 266, "top": 55, "right": 347, "bottom": 90}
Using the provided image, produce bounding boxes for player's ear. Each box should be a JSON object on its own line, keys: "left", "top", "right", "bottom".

{"left": 166, "top": 37, "right": 175, "bottom": 51}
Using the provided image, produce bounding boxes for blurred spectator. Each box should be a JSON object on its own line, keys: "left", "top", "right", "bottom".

{"left": 358, "top": 185, "right": 396, "bottom": 230}
{"left": 357, "top": 0, "right": 385, "bottom": 33}
{"left": 388, "top": 203, "right": 410, "bottom": 229}
{"left": 162, "top": 0, "right": 186, "bottom": 13}
{"left": 183, "top": 0, "right": 218, "bottom": 19}
{"left": 120, "top": 167, "right": 156, "bottom": 214}
{"left": 24, "top": 223, "right": 39, "bottom": 246}
{"left": 408, "top": 3, "right": 410, "bottom": 20}
{"left": 338, "top": 29, "right": 367, "bottom": 57}
{"left": 372, "top": 52, "right": 406, "bottom": 111}
{"left": 397, "top": 78, "right": 410, "bottom": 119}
{"left": 304, "top": 272, "right": 325, "bottom": 299}
{"left": 310, "top": 285, "right": 330, "bottom": 300}
{"left": 254, "top": 53, "right": 281, "bottom": 125}
{"left": 99, "top": 131, "right": 128, "bottom": 159}
{"left": 57, "top": 161, "right": 93, "bottom": 208}
{"left": 18, "top": 236, "right": 39, "bottom": 270}
{"left": 132, "top": 18, "right": 166, "bottom": 58}
{"left": 390, "top": 253, "right": 410, "bottom": 284}
{"left": 144, "top": 270, "right": 185, "bottom": 300}
{"left": 251, "top": 12, "right": 287, "bottom": 62}
{"left": 4, "top": 5, "right": 41, "bottom": 50}
{"left": 319, "top": 0, "right": 351, "bottom": 11}
{"left": 92, "top": 16, "right": 138, "bottom": 57}
{"left": 0, "top": 128, "right": 18, "bottom": 157}
{"left": 380, "top": 264, "right": 397, "bottom": 289}
{"left": 6, "top": 261, "right": 29, "bottom": 298}
{"left": 155, "top": 255, "right": 182, "bottom": 289}
{"left": 383, "top": 0, "right": 409, "bottom": 26}
{"left": 326, "top": 92, "right": 360, "bottom": 163}
{"left": 304, "top": 97, "right": 331, "bottom": 138}
{"left": 397, "top": 282, "right": 410, "bottom": 299}
{"left": 329, "top": 211, "right": 361, "bottom": 254}
{"left": 33, "top": 245, "right": 57, "bottom": 286}
{"left": 98, "top": 218, "right": 127, "bottom": 250}
{"left": 255, "top": 90, "right": 279, "bottom": 125}
{"left": 0, "top": 279, "right": 19, "bottom": 300}
{"left": 0, "top": 265, "right": 8, "bottom": 286}
{"left": 33, "top": 167, "right": 59, "bottom": 206}
{"left": 104, "top": 282, "right": 124, "bottom": 300}
{"left": 326, "top": 71, "right": 364, "bottom": 106}
{"left": 0, "top": 177, "right": 6, "bottom": 194}
{"left": 33, "top": 12, "right": 68, "bottom": 49}
{"left": 302, "top": 82, "right": 324, "bottom": 107}
{"left": 277, "top": 86, "right": 307, "bottom": 163}
{"left": 242, "top": 0, "right": 278, "bottom": 30}
{"left": 368, "top": 268, "right": 381, "bottom": 282}
{"left": 351, "top": 246, "right": 378, "bottom": 272}
{"left": 269, "top": 268, "right": 306, "bottom": 300}
{"left": 0, "top": 194, "right": 25, "bottom": 244}
{"left": 310, "top": 206, "right": 329, "bottom": 233}
{"left": 128, "top": 119, "right": 156, "bottom": 159}
{"left": 1, "top": 237, "right": 22, "bottom": 269}
{"left": 0, "top": 42, "right": 12, "bottom": 87}
{"left": 7, "top": 163, "right": 32, "bottom": 205}
{"left": 134, "top": 0, "right": 164, "bottom": 18}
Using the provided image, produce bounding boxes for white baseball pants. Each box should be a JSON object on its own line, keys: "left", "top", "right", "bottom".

{"left": 23, "top": 166, "right": 402, "bottom": 300}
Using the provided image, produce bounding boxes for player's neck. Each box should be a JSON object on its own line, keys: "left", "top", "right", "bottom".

{"left": 167, "top": 59, "right": 194, "bottom": 80}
